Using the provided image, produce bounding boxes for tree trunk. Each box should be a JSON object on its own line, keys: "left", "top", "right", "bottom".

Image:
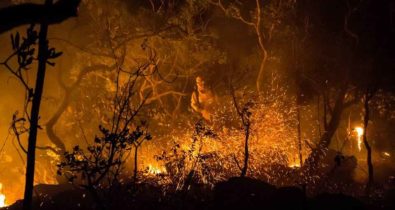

{"left": 133, "top": 146, "right": 138, "bottom": 183}
{"left": 45, "top": 90, "right": 68, "bottom": 153}
{"left": 297, "top": 105, "right": 303, "bottom": 167}
{"left": 363, "top": 91, "right": 374, "bottom": 194}
{"left": 240, "top": 124, "right": 250, "bottom": 177}
{"left": 23, "top": 1, "right": 51, "bottom": 209}
{"left": 46, "top": 64, "right": 116, "bottom": 156}
{"left": 300, "top": 86, "right": 347, "bottom": 176}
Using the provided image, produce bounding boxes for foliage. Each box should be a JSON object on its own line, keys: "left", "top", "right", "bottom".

{"left": 57, "top": 62, "right": 153, "bottom": 208}
{"left": 150, "top": 74, "right": 300, "bottom": 189}
{"left": 155, "top": 120, "right": 222, "bottom": 189}
{"left": 58, "top": 123, "right": 151, "bottom": 187}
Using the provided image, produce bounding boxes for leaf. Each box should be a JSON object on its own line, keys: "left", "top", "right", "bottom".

{"left": 51, "top": 51, "right": 63, "bottom": 59}
{"left": 26, "top": 57, "right": 33, "bottom": 66}
{"left": 146, "top": 134, "right": 152, "bottom": 140}
{"left": 28, "top": 49, "right": 35, "bottom": 56}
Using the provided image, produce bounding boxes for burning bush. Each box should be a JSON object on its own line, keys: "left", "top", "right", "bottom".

{"left": 154, "top": 120, "right": 222, "bottom": 190}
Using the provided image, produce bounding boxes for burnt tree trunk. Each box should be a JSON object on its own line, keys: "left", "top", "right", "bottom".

{"left": 297, "top": 105, "right": 303, "bottom": 167}
{"left": 301, "top": 86, "right": 348, "bottom": 176}
{"left": 240, "top": 123, "right": 250, "bottom": 177}
{"left": 230, "top": 87, "right": 251, "bottom": 177}
{"left": 363, "top": 89, "right": 374, "bottom": 194}
{"left": 133, "top": 145, "right": 138, "bottom": 183}
{"left": 23, "top": 1, "right": 51, "bottom": 209}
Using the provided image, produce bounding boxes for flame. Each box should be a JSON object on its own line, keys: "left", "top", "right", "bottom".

{"left": 355, "top": 127, "right": 364, "bottom": 151}
{"left": 383, "top": 152, "right": 391, "bottom": 157}
{"left": 288, "top": 162, "right": 301, "bottom": 168}
{"left": 147, "top": 164, "right": 166, "bottom": 175}
{"left": 0, "top": 183, "right": 7, "bottom": 208}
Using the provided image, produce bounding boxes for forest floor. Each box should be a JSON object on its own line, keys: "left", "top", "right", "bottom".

{"left": 3, "top": 176, "right": 395, "bottom": 210}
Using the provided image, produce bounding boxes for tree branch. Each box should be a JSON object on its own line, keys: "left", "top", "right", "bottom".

{"left": 0, "top": 0, "right": 81, "bottom": 34}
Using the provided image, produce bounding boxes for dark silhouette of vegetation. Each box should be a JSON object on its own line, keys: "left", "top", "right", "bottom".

{"left": 0, "top": 0, "right": 80, "bottom": 34}
{"left": 230, "top": 87, "right": 253, "bottom": 177}
{"left": 57, "top": 64, "right": 153, "bottom": 209}
{"left": 294, "top": 0, "right": 394, "bottom": 186}
{"left": 0, "top": 1, "right": 82, "bottom": 209}
{"left": 362, "top": 88, "right": 376, "bottom": 194}
{"left": 209, "top": 0, "right": 294, "bottom": 92}
{"left": 23, "top": 13, "right": 50, "bottom": 210}
{"left": 1, "top": 18, "right": 63, "bottom": 210}
{"left": 155, "top": 120, "right": 218, "bottom": 191}
{"left": 181, "top": 120, "right": 217, "bottom": 192}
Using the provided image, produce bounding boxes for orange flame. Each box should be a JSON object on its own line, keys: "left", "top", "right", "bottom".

{"left": 0, "top": 183, "right": 6, "bottom": 208}
{"left": 147, "top": 164, "right": 166, "bottom": 175}
{"left": 355, "top": 127, "right": 364, "bottom": 151}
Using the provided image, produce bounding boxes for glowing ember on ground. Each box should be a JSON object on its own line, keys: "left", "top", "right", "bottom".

{"left": 355, "top": 127, "right": 364, "bottom": 151}
{"left": 0, "top": 183, "right": 6, "bottom": 208}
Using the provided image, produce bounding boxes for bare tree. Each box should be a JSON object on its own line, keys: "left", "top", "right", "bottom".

{"left": 1, "top": 3, "right": 64, "bottom": 208}
{"left": 58, "top": 63, "right": 153, "bottom": 209}
{"left": 230, "top": 87, "right": 253, "bottom": 177}
{"left": 362, "top": 87, "right": 376, "bottom": 194}
{"left": 209, "top": 0, "right": 293, "bottom": 92}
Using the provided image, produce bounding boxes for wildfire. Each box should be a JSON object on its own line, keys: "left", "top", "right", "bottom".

{"left": 288, "top": 162, "right": 301, "bottom": 168}
{"left": 147, "top": 164, "right": 166, "bottom": 175}
{"left": 383, "top": 152, "right": 391, "bottom": 157}
{"left": 0, "top": 183, "right": 6, "bottom": 208}
{"left": 355, "top": 127, "right": 364, "bottom": 151}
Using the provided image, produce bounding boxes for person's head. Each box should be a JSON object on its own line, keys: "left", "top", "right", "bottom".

{"left": 196, "top": 76, "right": 206, "bottom": 92}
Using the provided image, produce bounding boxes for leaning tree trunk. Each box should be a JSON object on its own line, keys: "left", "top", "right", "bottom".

{"left": 23, "top": 1, "right": 51, "bottom": 209}
{"left": 300, "top": 86, "right": 347, "bottom": 177}
{"left": 256, "top": 47, "right": 268, "bottom": 93}
{"left": 363, "top": 90, "right": 374, "bottom": 194}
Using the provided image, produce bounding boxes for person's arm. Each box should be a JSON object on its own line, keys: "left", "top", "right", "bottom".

{"left": 0, "top": 0, "right": 81, "bottom": 34}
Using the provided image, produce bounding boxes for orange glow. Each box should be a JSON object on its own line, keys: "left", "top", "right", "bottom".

{"left": 355, "top": 127, "right": 364, "bottom": 151}
{"left": 288, "top": 162, "right": 301, "bottom": 168}
{"left": 147, "top": 164, "right": 166, "bottom": 175}
{"left": 0, "top": 183, "right": 7, "bottom": 208}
